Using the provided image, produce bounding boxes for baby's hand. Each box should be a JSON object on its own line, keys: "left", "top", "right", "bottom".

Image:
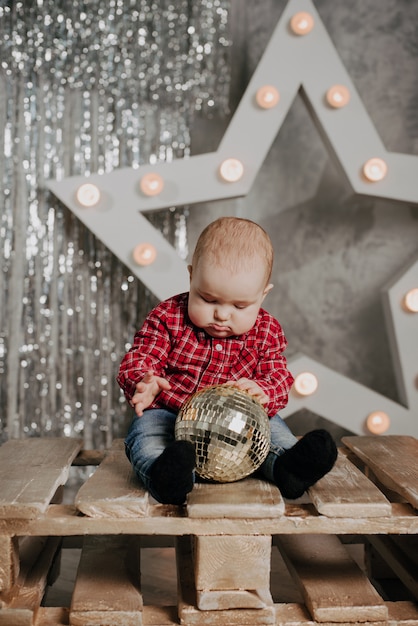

{"left": 224, "top": 378, "right": 269, "bottom": 405}
{"left": 131, "top": 370, "right": 171, "bottom": 416}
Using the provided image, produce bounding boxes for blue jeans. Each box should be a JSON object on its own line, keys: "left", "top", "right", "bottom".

{"left": 124, "top": 409, "right": 297, "bottom": 496}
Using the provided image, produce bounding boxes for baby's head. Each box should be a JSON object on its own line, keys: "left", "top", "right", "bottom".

{"left": 191, "top": 216, "right": 273, "bottom": 285}
{"left": 188, "top": 217, "right": 274, "bottom": 337}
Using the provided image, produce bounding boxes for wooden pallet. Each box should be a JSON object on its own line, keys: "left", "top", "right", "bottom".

{"left": 0, "top": 435, "right": 417, "bottom": 626}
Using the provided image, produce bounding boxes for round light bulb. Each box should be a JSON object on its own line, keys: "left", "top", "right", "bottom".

{"left": 140, "top": 173, "right": 164, "bottom": 197}
{"left": 326, "top": 85, "right": 350, "bottom": 108}
{"left": 219, "top": 158, "right": 244, "bottom": 183}
{"left": 294, "top": 372, "right": 318, "bottom": 396}
{"left": 256, "top": 85, "right": 280, "bottom": 109}
{"left": 362, "top": 158, "right": 388, "bottom": 182}
{"left": 403, "top": 288, "right": 418, "bottom": 313}
{"left": 290, "top": 12, "right": 314, "bottom": 35}
{"left": 366, "top": 411, "right": 390, "bottom": 435}
{"left": 76, "top": 183, "right": 101, "bottom": 207}
{"left": 132, "top": 243, "right": 157, "bottom": 266}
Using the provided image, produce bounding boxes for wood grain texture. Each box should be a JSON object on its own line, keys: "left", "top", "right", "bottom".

{"left": 276, "top": 534, "right": 388, "bottom": 623}
{"left": 0, "top": 535, "right": 19, "bottom": 592}
{"left": 342, "top": 436, "right": 418, "bottom": 509}
{"left": 0, "top": 438, "right": 82, "bottom": 519}
{"left": 70, "top": 535, "right": 142, "bottom": 626}
{"left": 1, "top": 501, "right": 418, "bottom": 537}
{"left": 308, "top": 452, "right": 391, "bottom": 517}
{"left": 176, "top": 535, "right": 275, "bottom": 625}
{"left": 187, "top": 477, "right": 284, "bottom": 518}
{"left": 194, "top": 534, "right": 271, "bottom": 591}
{"left": 75, "top": 439, "right": 149, "bottom": 518}
{"left": 193, "top": 534, "right": 272, "bottom": 609}
{"left": 0, "top": 535, "right": 61, "bottom": 626}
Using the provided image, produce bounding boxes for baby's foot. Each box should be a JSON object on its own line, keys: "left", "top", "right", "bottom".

{"left": 273, "top": 429, "right": 337, "bottom": 499}
{"left": 150, "top": 440, "right": 195, "bottom": 504}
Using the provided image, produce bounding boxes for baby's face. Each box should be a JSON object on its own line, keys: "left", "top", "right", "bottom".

{"left": 188, "top": 261, "right": 272, "bottom": 338}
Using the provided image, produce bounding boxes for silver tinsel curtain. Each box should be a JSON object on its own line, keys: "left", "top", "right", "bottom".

{"left": 0, "top": 0, "right": 231, "bottom": 447}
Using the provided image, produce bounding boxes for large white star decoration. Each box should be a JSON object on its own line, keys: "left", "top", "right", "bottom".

{"left": 47, "top": 0, "right": 418, "bottom": 436}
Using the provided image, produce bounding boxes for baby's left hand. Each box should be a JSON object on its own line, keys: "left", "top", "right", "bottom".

{"left": 224, "top": 378, "right": 269, "bottom": 405}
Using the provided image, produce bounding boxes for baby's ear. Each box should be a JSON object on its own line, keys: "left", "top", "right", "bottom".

{"left": 187, "top": 265, "right": 193, "bottom": 279}
{"left": 263, "top": 283, "right": 274, "bottom": 297}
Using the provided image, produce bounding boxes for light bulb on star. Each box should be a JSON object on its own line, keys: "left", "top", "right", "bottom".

{"left": 256, "top": 85, "right": 280, "bottom": 109}
{"left": 362, "top": 158, "right": 388, "bottom": 182}
{"left": 294, "top": 372, "right": 318, "bottom": 396}
{"left": 140, "top": 173, "right": 164, "bottom": 197}
{"left": 132, "top": 243, "right": 157, "bottom": 266}
{"left": 366, "top": 411, "right": 390, "bottom": 434}
{"left": 290, "top": 12, "right": 314, "bottom": 35}
{"left": 326, "top": 85, "right": 350, "bottom": 108}
{"left": 219, "top": 158, "right": 244, "bottom": 183}
{"left": 403, "top": 288, "right": 418, "bottom": 313}
{"left": 76, "top": 183, "right": 101, "bottom": 207}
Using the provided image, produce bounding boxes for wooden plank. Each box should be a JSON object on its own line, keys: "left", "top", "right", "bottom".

{"left": 34, "top": 607, "right": 69, "bottom": 626}
{"left": 0, "top": 438, "right": 82, "bottom": 519}
{"left": 1, "top": 501, "right": 418, "bottom": 537}
{"left": 142, "top": 605, "right": 178, "bottom": 625}
{"left": 308, "top": 452, "right": 391, "bottom": 518}
{"left": 70, "top": 535, "right": 142, "bottom": 626}
{"left": 30, "top": 602, "right": 418, "bottom": 626}
{"left": 274, "top": 601, "right": 418, "bottom": 625}
{"left": 387, "top": 601, "right": 418, "bottom": 624}
{"left": 366, "top": 534, "right": 418, "bottom": 598}
{"left": 342, "top": 435, "right": 418, "bottom": 509}
{"left": 72, "top": 449, "right": 106, "bottom": 466}
{"left": 6, "top": 537, "right": 61, "bottom": 609}
{"left": 276, "top": 534, "right": 388, "bottom": 623}
{"left": 0, "top": 609, "right": 34, "bottom": 626}
{"left": 75, "top": 439, "right": 149, "bottom": 518}
{"left": 0, "top": 535, "right": 19, "bottom": 592}
{"left": 176, "top": 536, "right": 275, "bottom": 625}
{"left": 187, "top": 478, "right": 284, "bottom": 518}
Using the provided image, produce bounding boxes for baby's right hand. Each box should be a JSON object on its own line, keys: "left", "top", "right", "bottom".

{"left": 131, "top": 370, "right": 171, "bottom": 416}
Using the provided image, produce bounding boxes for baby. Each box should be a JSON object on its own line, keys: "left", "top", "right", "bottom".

{"left": 117, "top": 217, "right": 337, "bottom": 504}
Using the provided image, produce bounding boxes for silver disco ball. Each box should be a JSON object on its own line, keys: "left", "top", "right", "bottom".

{"left": 175, "top": 384, "right": 271, "bottom": 482}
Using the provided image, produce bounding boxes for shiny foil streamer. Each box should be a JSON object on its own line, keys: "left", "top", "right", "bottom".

{"left": 0, "top": 1, "right": 231, "bottom": 447}
{"left": 175, "top": 385, "right": 271, "bottom": 482}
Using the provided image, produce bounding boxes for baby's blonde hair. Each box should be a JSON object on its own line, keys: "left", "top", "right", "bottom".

{"left": 192, "top": 217, "right": 273, "bottom": 285}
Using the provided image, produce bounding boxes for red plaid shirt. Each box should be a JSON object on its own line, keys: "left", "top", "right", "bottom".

{"left": 117, "top": 293, "right": 294, "bottom": 417}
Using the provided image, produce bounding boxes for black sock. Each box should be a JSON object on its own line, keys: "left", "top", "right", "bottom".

{"left": 149, "top": 440, "right": 196, "bottom": 504}
{"left": 273, "top": 429, "right": 337, "bottom": 499}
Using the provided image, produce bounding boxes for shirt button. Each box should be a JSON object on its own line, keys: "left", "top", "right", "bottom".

{"left": 215, "top": 343, "right": 223, "bottom": 352}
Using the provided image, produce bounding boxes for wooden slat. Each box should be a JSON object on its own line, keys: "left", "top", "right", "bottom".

{"left": 187, "top": 478, "right": 284, "bottom": 518}
{"left": 342, "top": 435, "right": 418, "bottom": 509}
{"left": 75, "top": 439, "right": 149, "bottom": 518}
{"left": 0, "top": 535, "right": 19, "bottom": 592}
{"left": 367, "top": 534, "right": 418, "bottom": 599}
{"left": 70, "top": 535, "right": 142, "bottom": 626}
{"left": 308, "top": 452, "right": 391, "bottom": 517}
{"left": 274, "top": 601, "right": 418, "bottom": 626}
{"left": 0, "top": 537, "right": 61, "bottom": 624}
{"left": 0, "top": 608, "right": 34, "bottom": 626}
{"left": 34, "top": 607, "right": 70, "bottom": 626}
{"left": 276, "top": 535, "right": 388, "bottom": 623}
{"left": 1, "top": 501, "right": 418, "bottom": 537}
{"left": 32, "top": 602, "right": 418, "bottom": 626}
{"left": 0, "top": 438, "right": 82, "bottom": 519}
